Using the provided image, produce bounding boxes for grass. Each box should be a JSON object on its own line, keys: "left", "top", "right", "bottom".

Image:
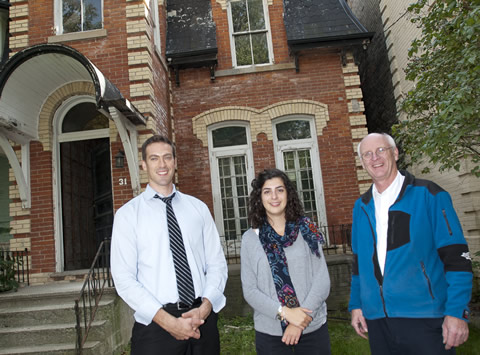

{"left": 218, "top": 313, "right": 480, "bottom": 355}
{"left": 120, "top": 313, "right": 480, "bottom": 354}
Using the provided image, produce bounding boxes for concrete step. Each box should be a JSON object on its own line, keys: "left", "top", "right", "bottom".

{"left": 0, "top": 297, "right": 115, "bottom": 327}
{"left": 0, "top": 341, "right": 103, "bottom": 355}
{"left": 0, "top": 320, "right": 107, "bottom": 348}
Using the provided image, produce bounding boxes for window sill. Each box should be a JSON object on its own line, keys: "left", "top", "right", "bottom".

{"left": 48, "top": 29, "right": 107, "bottom": 43}
{"left": 215, "top": 62, "right": 295, "bottom": 77}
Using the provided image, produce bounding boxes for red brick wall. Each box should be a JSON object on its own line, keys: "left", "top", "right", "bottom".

{"left": 171, "top": 1, "right": 359, "bottom": 226}
{"left": 8, "top": 1, "right": 170, "bottom": 275}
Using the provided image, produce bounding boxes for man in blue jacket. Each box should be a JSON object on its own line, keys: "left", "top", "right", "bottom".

{"left": 349, "top": 133, "right": 473, "bottom": 354}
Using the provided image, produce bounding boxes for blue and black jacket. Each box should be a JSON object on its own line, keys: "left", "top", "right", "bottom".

{"left": 348, "top": 170, "right": 472, "bottom": 321}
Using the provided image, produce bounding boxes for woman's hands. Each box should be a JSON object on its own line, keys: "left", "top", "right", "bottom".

{"left": 282, "top": 324, "right": 302, "bottom": 345}
{"left": 282, "top": 306, "right": 313, "bottom": 330}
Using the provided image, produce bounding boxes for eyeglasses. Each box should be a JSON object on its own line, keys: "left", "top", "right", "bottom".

{"left": 361, "top": 146, "right": 394, "bottom": 161}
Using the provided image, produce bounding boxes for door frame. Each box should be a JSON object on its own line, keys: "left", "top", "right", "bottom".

{"left": 52, "top": 95, "right": 110, "bottom": 272}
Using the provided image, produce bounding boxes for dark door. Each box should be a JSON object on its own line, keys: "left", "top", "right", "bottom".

{"left": 61, "top": 138, "right": 113, "bottom": 270}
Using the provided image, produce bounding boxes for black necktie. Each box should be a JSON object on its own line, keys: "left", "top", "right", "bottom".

{"left": 155, "top": 193, "right": 195, "bottom": 305}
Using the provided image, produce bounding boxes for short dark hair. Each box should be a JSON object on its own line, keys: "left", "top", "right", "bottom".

{"left": 141, "top": 135, "right": 176, "bottom": 160}
{"left": 248, "top": 168, "right": 304, "bottom": 228}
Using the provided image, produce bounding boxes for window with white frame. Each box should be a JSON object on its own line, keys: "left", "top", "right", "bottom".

{"left": 151, "top": 0, "right": 161, "bottom": 53}
{"left": 58, "top": 0, "right": 103, "bottom": 34}
{"left": 227, "top": 0, "right": 273, "bottom": 67}
{"left": 273, "top": 117, "right": 328, "bottom": 228}
{"left": 208, "top": 123, "right": 254, "bottom": 240}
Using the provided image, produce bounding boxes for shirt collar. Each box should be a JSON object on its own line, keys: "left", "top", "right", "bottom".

{"left": 373, "top": 171, "right": 404, "bottom": 199}
{"left": 145, "top": 184, "right": 177, "bottom": 200}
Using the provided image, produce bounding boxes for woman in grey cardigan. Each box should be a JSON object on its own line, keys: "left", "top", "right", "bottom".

{"left": 241, "top": 168, "right": 331, "bottom": 354}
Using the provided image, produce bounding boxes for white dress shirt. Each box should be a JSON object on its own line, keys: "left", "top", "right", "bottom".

{"left": 111, "top": 184, "right": 228, "bottom": 325}
{"left": 372, "top": 171, "right": 405, "bottom": 275}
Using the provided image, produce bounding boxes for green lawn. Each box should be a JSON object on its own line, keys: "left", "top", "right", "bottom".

{"left": 218, "top": 313, "right": 480, "bottom": 355}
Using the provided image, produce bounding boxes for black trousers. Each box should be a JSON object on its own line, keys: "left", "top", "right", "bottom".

{"left": 130, "top": 305, "right": 219, "bottom": 355}
{"left": 366, "top": 317, "right": 456, "bottom": 355}
{"left": 255, "top": 321, "right": 331, "bottom": 355}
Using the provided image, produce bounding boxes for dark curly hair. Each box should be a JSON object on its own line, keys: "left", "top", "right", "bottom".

{"left": 248, "top": 168, "right": 304, "bottom": 228}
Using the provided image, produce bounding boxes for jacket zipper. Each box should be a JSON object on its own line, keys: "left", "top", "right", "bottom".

{"left": 442, "top": 209, "right": 453, "bottom": 235}
{"left": 361, "top": 206, "right": 388, "bottom": 317}
{"left": 420, "top": 261, "right": 435, "bottom": 300}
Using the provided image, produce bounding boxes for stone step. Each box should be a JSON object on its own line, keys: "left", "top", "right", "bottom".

{"left": 0, "top": 320, "right": 107, "bottom": 349}
{"left": 0, "top": 297, "right": 115, "bottom": 327}
{"left": 0, "top": 341, "right": 103, "bottom": 355}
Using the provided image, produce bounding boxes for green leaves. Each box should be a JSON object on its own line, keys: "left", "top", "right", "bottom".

{"left": 394, "top": 0, "right": 480, "bottom": 177}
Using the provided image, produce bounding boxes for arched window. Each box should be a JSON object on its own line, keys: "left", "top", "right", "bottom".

{"left": 208, "top": 123, "right": 254, "bottom": 240}
{"left": 273, "top": 116, "right": 327, "bottom": 227}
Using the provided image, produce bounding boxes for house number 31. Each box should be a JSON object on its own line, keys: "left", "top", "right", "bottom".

{"left": 119, "top": 178, "right": 128, "bottom": 185}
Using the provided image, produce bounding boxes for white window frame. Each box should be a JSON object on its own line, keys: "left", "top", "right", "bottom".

{"left": 273, "top": 116, "right": 328, "bottom": 230}
{"left": 150, "top": 0, "right": 161, "bottom": 55}
{"left": 226, "top": 0, "right": 274, "bottom": 68}
{"left": 208, "top": 121, "right": 255, "bottom": 239}
{"left": 54, "top": 0, "right": 104, "bottom": 35}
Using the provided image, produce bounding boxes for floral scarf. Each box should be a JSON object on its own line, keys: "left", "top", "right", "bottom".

{"left": 259, "top": 216, "right": 325, "bottom": 330}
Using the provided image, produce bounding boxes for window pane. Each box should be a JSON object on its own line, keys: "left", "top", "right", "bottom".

{"left": 235, "top": 35, "right": 252, "bottom": 66}
{"left": 63, "top": 0, "right": 81, "bottom": 33}
{"left": 247, "top": 0, "right": 265, "bottom": 30}
{"left": 63, "top": 0, "right": 101, "bottom": 33}
{"left": 231, "top": 0, "right": 248, "bottom": 32}
{"left": 276, "top": 120, "right": 311, "bottom": 141}
{"left": 218, "top": 155, "right": 249, "bottom": 240}
{"left": 83, "top": 0, "right": 102, "bottom": 31}
{"left": 251, "top": 33, "right": 269, "bottom": 64}
{"left": 212, "top": 126, "right": 247, "bottom": 148}
{"left": 282, "top": 149, "right": 318, "bottom": 223}
{"left": 62, "top": 102, "right": 108, "bottom": 133}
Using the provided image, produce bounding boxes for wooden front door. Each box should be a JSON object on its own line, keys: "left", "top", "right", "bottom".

{"left": 61, "top": 138, "right": 113, "bottom": 270}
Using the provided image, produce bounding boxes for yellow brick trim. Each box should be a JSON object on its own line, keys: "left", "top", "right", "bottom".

{"left": 344, "top": 75, "right": 361, "bottom": 87}
{"left": 10, "top": 4, "right": 28, "bottom": 18}
{"left": 38, "top": 82, "right": 95, "bottom": 152}
{"left": 10, "top": 35, "right": 28, "bottom": 49}
{"left": 349, "top": 114, "right": 367, "bottom": 126}
{"left": 126, "top": 4, "right": 146, "bottom": 18}
{"left": 351, "top": 127, "right": 368, "bottom": 141}
{"left": 129, "top": 66, "right": 153, "bottom": 82}
{"left": 128, "top": 51, "right": 153, "bottom": 66}
{"left": 9, "top": 237, "right": 31, "bottom": 251}
{"left": 10, "top": 218, "right": 31, "bottom": 234}
{"left": 9, "top": 201, "right": 30, "bottom": 217}
{"left": 126, "top": 19, "right": 148, "bottom": 34}
{"left": 10, "top": 19, "right": 28, "bottom": 33}
{"left": 127, "top": 35, "right": 150, "bottom": 50}
{"left": 192, "top": 100, "right": 330, "bottom": 147}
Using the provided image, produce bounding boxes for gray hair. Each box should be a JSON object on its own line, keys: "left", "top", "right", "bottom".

{"left": 357, "top": 133, "right": 396, "bottom": 160}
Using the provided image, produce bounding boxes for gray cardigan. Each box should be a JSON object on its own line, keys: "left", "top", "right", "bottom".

{"left": 240, "top": 227, "right": 330, "bottom": 336}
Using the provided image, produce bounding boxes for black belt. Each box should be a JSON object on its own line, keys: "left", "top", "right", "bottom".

{"left": 163, "top": 297, "right": 202, "bottom": 311}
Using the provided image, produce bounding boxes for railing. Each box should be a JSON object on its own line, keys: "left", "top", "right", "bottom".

{"left": 221, "top": 224, "right": 352, "bottom": 264}
{"left": 74, "top": 239, "right": 113, "bottom": 355}
{"left": 0, "top": 248, "right": 29, "bottom": 290}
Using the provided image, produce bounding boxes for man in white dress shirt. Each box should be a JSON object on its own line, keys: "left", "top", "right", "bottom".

{"left": 111, "top": 135, "right": 228, "bottom": 355}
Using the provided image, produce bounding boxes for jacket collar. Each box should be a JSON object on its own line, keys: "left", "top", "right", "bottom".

{"left": 360, "top": 170, "right": 415, "bottom": 205}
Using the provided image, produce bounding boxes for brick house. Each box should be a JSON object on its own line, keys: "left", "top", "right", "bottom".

{"left": 0, "top": 0, "right": 372, "bottom": 284}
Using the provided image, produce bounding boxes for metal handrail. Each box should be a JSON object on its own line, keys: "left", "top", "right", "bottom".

{"left": 0, "top": 248, "right": 29, "bottom": 290}
{"left": 74, "top": 239, "right": 113, "bottom": 354}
